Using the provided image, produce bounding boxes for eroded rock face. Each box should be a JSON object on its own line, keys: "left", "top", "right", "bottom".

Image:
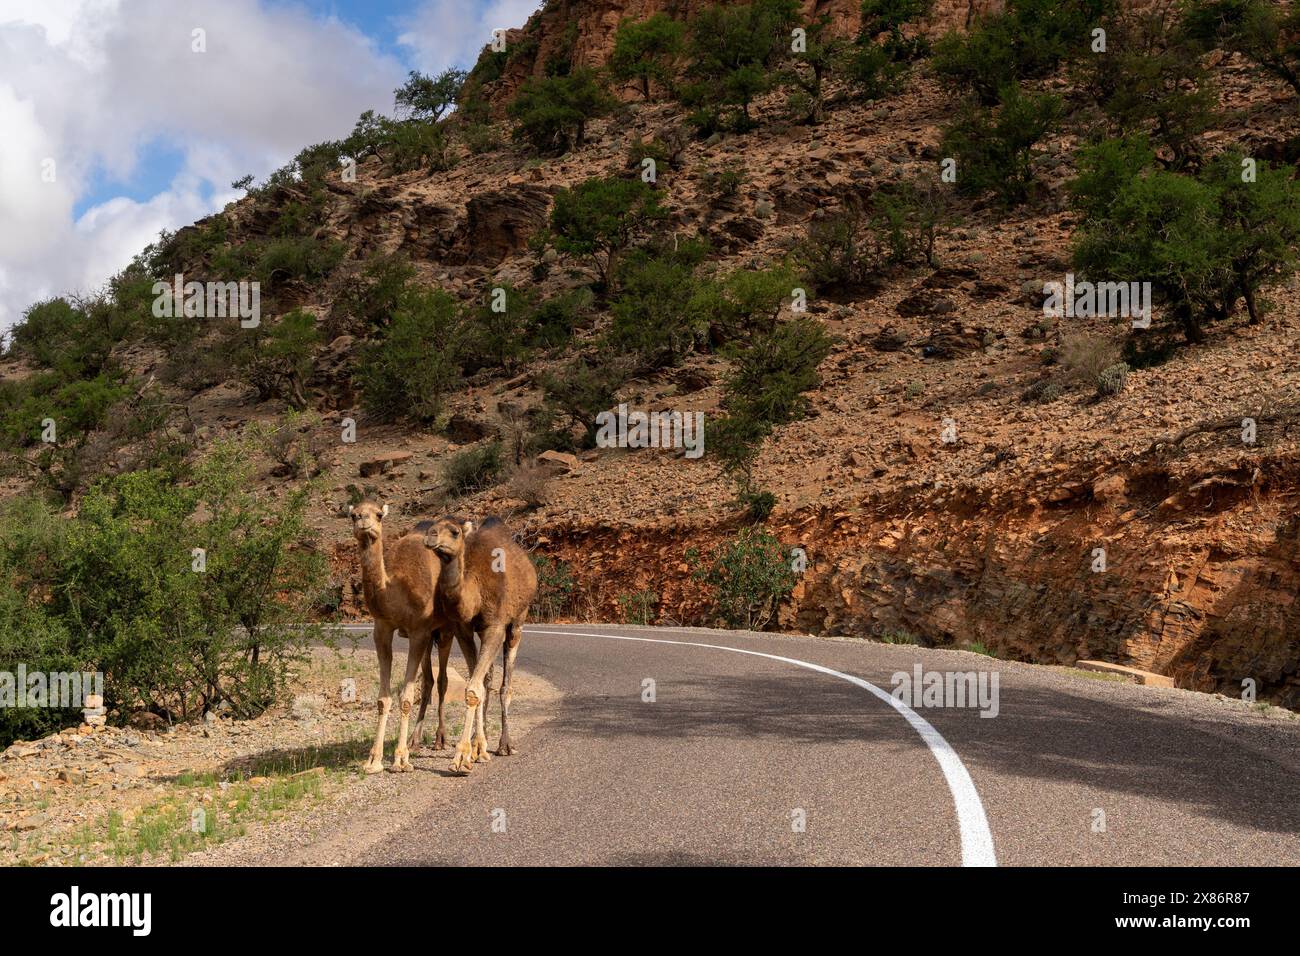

{"left": 455, "top": 183, "right": 554, "bottom": 267}
{"left": 534, "top": 455, "right": 1300, "bottom": 709}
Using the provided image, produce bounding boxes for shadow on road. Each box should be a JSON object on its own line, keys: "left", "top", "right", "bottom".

{"left": 545, "top": 663, "right": 1300, "bottom": 836}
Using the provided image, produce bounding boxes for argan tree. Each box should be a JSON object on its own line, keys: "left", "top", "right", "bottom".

{"left": 548, "top": 176, "right": 667, "bottom": 290}
{"left": 509, "top": 68, "right": 616, "bottom": 155}
{"left": 610, "top": 13, "right": 686, "bottom": 101}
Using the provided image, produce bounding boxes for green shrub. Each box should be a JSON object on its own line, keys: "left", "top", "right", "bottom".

{"left": 256, "top": 238, "right": 346, "bottom": 289}
{"left": 933, "top": 0, "right": 1116, "bottom": 105}
{"left": 1096, "top": 361, "right": 1129, "bottom": 396}
{"left": 237, "top": 309, "right": 321, "bottom": 408}
{"left": 940, "top": 84, "right": 1063, "bottom": 205}
{"left": 394, "top": 68, "right": 466, "bottom": 122}
{"left": 611, "top": 14, "right": 686, "bottom": 101}
{"left": 0, "top": 439, "right": 329, "bottom": 743}
{"left": 618, "top": 589, "right": 660, "bottom": 625}
{"left": 723, "top": 317, "right": 833, "bottom": 427}
{"left": 1072, "top": 153, "right": 1300, "bottom": 342}
{"left": 795, "top": 207, "right": 878, "bottom": 293}
{"left": 1067, "top": 134, "right": 1157, "bottom": 223}
{"left": 699, "top": 162, "right": 747, "bottom": 200}
{"left": 871, "top": 179, "right": 948, "bottom": 266}
{"left": 859, "top": 0, "right": 935, "bottom": 61}
{"left": 328, "top": 252, "right": 416, "bottom": 336}
{"left": 785, "top": 14, "right": 844, "bottom": 123}
{"left": 1076, "top": 9, "right": 1215, "bottom": 168}
{"left": 461, "top": 284, "right": 533, "bottom": 374}
{"left": 532, "top": 555, "right": 578, "bottom": 621}
{"left": 509, "top": 69, "right": 617, "bottom": 155}
{"left": 688, "top": 527, "right": 797, "bottom": 630}
{"left": 608, "top": 239, "right": 710, "bottom": 368}
{"left": 460, "top": 120, "right": 503, "bottom": 155}
{"left": 9, "top": 296, "right": 128, "bottom": 378}
{"left": 539, "top": 356, "right": 631, "bottom": 448}
{"left": 686, "top": 0, "right": 801, "bottom": 130}
{"left": 696, "top": 261, "right": 800, "bottom": 338}
{"left": 357, "top": 288, "right": 464, "bottom": 422}
{"left": 548, "top": 176, "right": 667, "bottom": 289}
{"left": 442, "top": 441, "right": 503, "bottom": 497}
{"left": 0, "top": 371, "right": 129, "bottom": 449}
{"left": 712, "top": 317, "right": 832, "bottom": 502}
{"left": 529, "top": 287, "right": 594, "bottom": 349}
{"left": 844, "top": 0, "right": 934, "bottom": 98}
{"left": 1183, "top": 0, "right": 1300, "bottom": 96}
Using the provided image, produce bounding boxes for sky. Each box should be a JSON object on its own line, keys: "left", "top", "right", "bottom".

{"left": 0, "top": 0, "right": 544, "bottom": 332}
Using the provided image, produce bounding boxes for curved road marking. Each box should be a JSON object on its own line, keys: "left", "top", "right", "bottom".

{"left": 527, "top": 627, "right": 998, "bottom": 868}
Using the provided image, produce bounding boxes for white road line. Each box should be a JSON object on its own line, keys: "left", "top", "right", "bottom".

{"left": 527, "top": 626, "right": 998, "bottom": 868}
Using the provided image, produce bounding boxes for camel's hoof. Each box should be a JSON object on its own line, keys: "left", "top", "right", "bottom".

{"left": 450, "top": 744, "right": 475, "bottom": 775}
{"left": 433, "top": 731, "right": 447, "bottom": 751}
{"left": 363, "top": 759, "right": 384, "bottom": 775}
{"left": 391, "top": 753, "right": 413, "bottom": 772}
{"left": 496, "top": 740, "right": 515, "bottom": 757}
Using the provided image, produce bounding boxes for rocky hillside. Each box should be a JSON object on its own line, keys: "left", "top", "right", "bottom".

{"left": 479, "top": 0, "right": 1002, "bottom": 107}
{"left": 4, "top": 0, "right": 1300, "bottom": 708}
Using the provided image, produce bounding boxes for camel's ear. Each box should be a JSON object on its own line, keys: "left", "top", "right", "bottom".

{"left": 462, "top": 520, "right": 474, "bottom": 535}
{"left": 381, "top": 504, "right": 389, "bottom": 518}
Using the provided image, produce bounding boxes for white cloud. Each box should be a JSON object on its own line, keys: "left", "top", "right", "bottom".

{"left": 0, "top": 0, "right": 408, "bottom": 330}
{"left": 397, "top": 0, "right": 542, "bottom": 76}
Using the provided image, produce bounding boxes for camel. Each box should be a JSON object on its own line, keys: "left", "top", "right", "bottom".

{"left": 348, "top": 501, "right": 476, "bottom": 773}
{"left": 423, "top": 515, "right": 538, "bottom": 774}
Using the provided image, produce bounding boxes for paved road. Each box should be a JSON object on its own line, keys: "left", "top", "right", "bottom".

{"left": 347, "top": 624, "right": 1300, "bottom": 866}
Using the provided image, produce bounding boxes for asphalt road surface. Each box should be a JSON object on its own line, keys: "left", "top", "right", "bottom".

{"left": 348, "top": 624, "right": 1300, "bottom": 867}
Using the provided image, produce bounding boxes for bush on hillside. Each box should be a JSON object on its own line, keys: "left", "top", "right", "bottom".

{"left": 0, "top": 439, "right": 329, "bottom": 743}
{"left": 548, "top": 176, "right": 667, "bottom": 290}
{"left": 940, "top": 85, "right": 1063, "bottom": 205}
{"left": 611, "top": 14, "right": 687, "bottom": 101}
{"left": 932, "top": 0, "right": 1116, "bottom": 105}
{"left": 688, "top": 527, "right": 797, "bottom": 630}
{"left": 509, "top": 69, "right": 617, "bottom": 155}
{"left": 357, "top": 288, "right": 464, "bottom": 422}
{"left": 683, "top": 0, "right": 801, "bottom": 131}
{"left": 1071, "top": 151, "right": 1300, "bottom": 342}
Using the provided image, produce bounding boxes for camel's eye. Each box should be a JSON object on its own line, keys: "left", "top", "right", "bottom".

{"left": 450, "top": 528, "right": 459, "bottom": 537}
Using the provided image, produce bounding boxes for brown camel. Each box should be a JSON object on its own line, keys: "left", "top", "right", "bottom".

{"left": 423, "top": 515, "right": 538, "bottom": 774}
{"left": 349, "top": 502, "right": 474, "bottom": 773}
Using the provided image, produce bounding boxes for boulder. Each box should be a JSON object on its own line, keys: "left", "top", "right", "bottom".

{"left": 360, "top": 451, "right": 413, "bottom": 478}
{"left": 537, "top": 450, "right": 580, "bottom": 474}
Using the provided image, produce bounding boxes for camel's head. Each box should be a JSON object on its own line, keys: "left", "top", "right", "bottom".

{"left": 423, "top": 515, "right": 474, "bottom": 564}
{"left": 348, "top": 501, "right": 388, "bottom": 543}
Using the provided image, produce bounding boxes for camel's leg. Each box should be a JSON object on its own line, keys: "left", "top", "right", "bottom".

{"left": 497, "top": 620, "right": 523, "bottom": 756}
{"left": 408, "top": 634, "right": 435, "bottom": 752}
{"left": 474, "top": 660, "right": 494, "bottom": 763}
{"left": 392, "top": 630, "right": 428, "bottom": 772}
{"left": 432, "top": 632, "right": 453, "bottom": 750}
{"left": 364, "top": 621, "right": 394, "bottom": 774}
{"left": 451, "top": 624, "right": 506, "bottom": 774}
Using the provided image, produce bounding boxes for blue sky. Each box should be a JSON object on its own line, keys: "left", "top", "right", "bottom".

{"left": 0, "top": 0, "right": 542, "bottom": 330}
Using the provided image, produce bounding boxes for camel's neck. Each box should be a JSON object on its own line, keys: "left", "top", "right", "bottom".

{"left": 437, "top": 553, "right": 477, "bottom": 618}
{"left": 358, "top": 536, "right": 390, "bottom": 607}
